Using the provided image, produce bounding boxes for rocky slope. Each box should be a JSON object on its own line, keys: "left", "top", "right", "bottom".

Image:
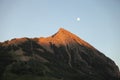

{"left": 0, "top": 28, "right": 120, "bottom": 80}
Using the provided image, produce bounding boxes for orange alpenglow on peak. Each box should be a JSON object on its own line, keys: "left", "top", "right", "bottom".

{"left": 39, "top": 28, "right": 95, "bottom": 52}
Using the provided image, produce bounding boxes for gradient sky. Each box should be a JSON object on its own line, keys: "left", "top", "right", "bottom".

{"left": 0, "top": 0, "right": 120, "bottom": 68}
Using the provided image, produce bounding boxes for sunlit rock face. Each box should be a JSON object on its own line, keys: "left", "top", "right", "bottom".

{"left": 0, "top": 28, "right": 120, "bottom": 80}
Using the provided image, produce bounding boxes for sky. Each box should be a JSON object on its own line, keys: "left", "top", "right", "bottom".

{"left": 0, "top": 0, "right": 120, "bottom": 68}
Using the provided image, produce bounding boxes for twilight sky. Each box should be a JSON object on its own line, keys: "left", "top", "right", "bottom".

{"left": 0, "top": 0, "right": 120, "bottom": 68}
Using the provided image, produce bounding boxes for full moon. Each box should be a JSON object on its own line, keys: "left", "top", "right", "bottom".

{"left": 77, "top": 17, "right": 80, "bottom": 21}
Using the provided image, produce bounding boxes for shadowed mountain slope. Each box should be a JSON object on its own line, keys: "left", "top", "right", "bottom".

{"left": 0, "top": 28, "right": 120, "bottom": 80}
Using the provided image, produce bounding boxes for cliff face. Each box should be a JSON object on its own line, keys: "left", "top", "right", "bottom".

{"left": 0, "top": 28, "right": 120, "bottom": 80}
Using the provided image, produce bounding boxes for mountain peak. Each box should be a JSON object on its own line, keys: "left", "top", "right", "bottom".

{"left": 58, "top": 28, "right": 69, "bottom": 33}
{"left": 0, "top": 27, "right": 120, "bottom": 80}
{"left": 59, "top": 27, "right": 66, "bottom": 31}
{"left": 54, "top": 28, "right": 78, "bottom": 38}
{"left": 55, "top": 28, "right": 94, "bottom": 48}
{"left": 39, "top": 28, "right": 95, "bottom": 52}
{"left": 54, "top": 28, "right": 72, "bottom": 37}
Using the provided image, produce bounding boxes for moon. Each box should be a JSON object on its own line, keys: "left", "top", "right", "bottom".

{"left": 77, "top": 17, "right": 80, "bottom": 21}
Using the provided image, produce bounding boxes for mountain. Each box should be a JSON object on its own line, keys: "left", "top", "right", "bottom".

{"left": 0, "top": 28, "right": 120, "bottom": 80}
